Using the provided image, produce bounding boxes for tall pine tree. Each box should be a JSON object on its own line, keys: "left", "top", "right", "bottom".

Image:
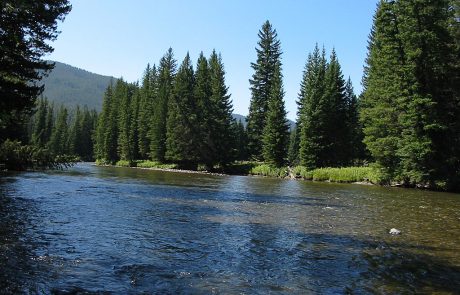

{"left": 165, "top": 53, "right": 198, "bottom": 166}
{"left": 261, "top": 64, "right": 289, "bottom": 167}
{"left": 246, "top": 21, "right": 282, "bottom": 160}
{"left": 361, "top": 0, "right": 460, "bottom": 189}
{"left": 150, "top": 48, "right": 176, "bottom": 162}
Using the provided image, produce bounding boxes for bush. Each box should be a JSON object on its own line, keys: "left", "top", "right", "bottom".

{"left": 250, "top": 164, "right": 288, "bottom": 178}
{"left": 291, "top": 166, "right": 383, "bottom": 183}
{"left": 0, "top": 139, "right": 76, "bottom": 170}
{"left": 115, "top": 160, "right": 132, "bottom": 167}
{"left": 136, "top": 160, "right": 177, "bottom": 169}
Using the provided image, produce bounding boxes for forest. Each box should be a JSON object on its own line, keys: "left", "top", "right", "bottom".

{"left": 1, "top": 0, "right": 459, "bottom": 191}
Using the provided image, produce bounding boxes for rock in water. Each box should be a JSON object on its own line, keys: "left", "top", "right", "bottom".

{"left": 389, "top": 228, "right": 401, "bottom": 235}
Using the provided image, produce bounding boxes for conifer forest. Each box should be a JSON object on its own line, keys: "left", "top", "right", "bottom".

{"left": 1, "top": 0, "right": 460, "bottom": 191}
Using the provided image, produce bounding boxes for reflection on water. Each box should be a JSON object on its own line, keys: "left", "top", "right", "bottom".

{"left": 0, "top": 163, "right": 459, "bottom": 294}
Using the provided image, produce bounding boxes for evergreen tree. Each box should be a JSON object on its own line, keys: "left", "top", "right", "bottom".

{"left": 45, "top": 102, "right": 54, "bottom": 145}
{"left": 68, "top": 106, "right": 82, "bottom": 156}
{"left": 322, "top": 49, "right": 348, "bottom": 166}
{"left": 150, "top": 48, "right": 176, "bottom": 162}
{"left": 232, "top": 119, "right": 248, "bottom": 161}
{"left": 32, "top": 98, "right": 49, "bottom": 147}
{"left": 0, "top": 1, "right": 71, "bottom": 142}
{"left": 117, "top": 81, "right": 138, "bottom": 163}
{"left": 194, "top": 52, "right": 213, "bottom": 167}
{"left": 288, "top": 125, "right": 300, "bottom": 166}
{"left": 138, "top": 64, "right": 157, "bottom": 159}
{"left": 49, "top": 105, "right": 69, "bottom": 155}
{"left": 165, "top": 53, "right": 197, "bottom": 165}
{"left": 95, "top": 83, "right": 118, "bottom": 163}
{"left": 361, "top": 0, "right": 460, "bottom": 189}
{"left": 246, "top": 20, "right": 283, "bottom": 159}
{"left": 261, "top": 64, "right": 289, "bottom": 167}
{"left": 208, "top": 50, "right": 236, "bottom": 167}
{"left": 297, "top": 45, "right": 327, "bottom": 169}
{"left": 79, "top": 106, "right": 96, "bottom": 160}
{"left": 344, "top": 78, "right": 365, "bottom": 162}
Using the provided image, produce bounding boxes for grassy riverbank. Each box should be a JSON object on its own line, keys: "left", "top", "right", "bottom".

{"left": 98, "top": 159, "right": 382, "bottom": 185}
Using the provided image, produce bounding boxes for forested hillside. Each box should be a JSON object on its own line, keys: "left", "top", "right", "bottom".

{"left": 41, "top": 61, "right": 114, "bottom": 111}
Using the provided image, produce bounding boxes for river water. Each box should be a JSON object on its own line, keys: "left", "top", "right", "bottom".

{"left": 0, "top": 163, "right": 459, "bottom": 294}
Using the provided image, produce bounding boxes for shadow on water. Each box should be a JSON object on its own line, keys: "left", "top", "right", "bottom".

{"left": 1, "top": 164, "right": 460, "bottom": 294}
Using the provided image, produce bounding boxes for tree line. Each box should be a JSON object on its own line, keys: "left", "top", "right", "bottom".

{"left": 2, "top": 0, "right": 459, "bottom": 191}
{"left": 28, "top": 98, "right": 98, "bottom": 161}
{"left": 94, "top": 50, "right": 247, "bottom": 169}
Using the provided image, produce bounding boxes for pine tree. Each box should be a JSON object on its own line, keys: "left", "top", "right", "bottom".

{"left": 361, "top": 0, "right": 460, "bottom": 189}
{"left": 44, "top": 102, "right": 54, "bottom": 145}
{"left": 165, "top": 53, "right": 197, "bottom": 166}
{"left": 0, "top": 1, "right": 71, "bottom": 141}
{"left": 246, "top": 20, "right": 283, "bottom": 159}
{"left": 32, "top": 98, "right": 49, "bottom": 147}
{"left": 288, "top": 125, "right": 300, "bottom": 166}
{"left": 232, "top": 119, "right": 248, "bottom": 161}
{"left": 344, "top": 78, "right": 365, "bottom": 162}
{"left": 194, "top": 52, "right": 213, "bottom": 167}
{"left": 49, "top": 105, "right": 69, "bottom": 155}
{"left": 68, "top": 106, "right": 83, "bottom": 156}
{"left": 322, "top": 49, "right": 349, "bottom": 166}
{"left": 208, "top": 50, "right": 235, "bottom": 167}
{"left": 117, "top": 81, "right": 138, "bottom": 163}
{"left": 261, "top": 64, "right": 289, "bottom": 167}
{"left": 150, "top": 48, "right": 176, "bottom": 162}
{"left": 298, "top": 45, "right": 327, "bottom": 169}
{"left": 137, "top": 64, "right": 153, "bottom": 159}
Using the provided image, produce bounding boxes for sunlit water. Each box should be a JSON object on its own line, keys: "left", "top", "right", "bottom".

{"left": 1, "top": 163, "right": 459, "bottom": 294}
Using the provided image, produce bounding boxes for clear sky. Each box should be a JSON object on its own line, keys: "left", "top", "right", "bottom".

{"left": 48, "top": 0, "right": 378, "bottom": 120}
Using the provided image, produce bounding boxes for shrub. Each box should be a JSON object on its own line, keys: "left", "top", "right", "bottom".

{"left": 250, "top": 164, "right": 288, "bottom": 178}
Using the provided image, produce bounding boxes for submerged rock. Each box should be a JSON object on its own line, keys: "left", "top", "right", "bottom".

{"left": 389, "top": 228, "right": 401, "bottom": 235}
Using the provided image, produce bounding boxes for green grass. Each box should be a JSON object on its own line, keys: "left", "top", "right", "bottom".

{"left": 292, "top": 166, "right": 383, "bottom": 183}
{"left": 136, "top": 160, "right": 177, "bottom": 169}
{"left": 115, "top": 160, "right": 132, "bottom": 167}
{"left": 250, "top": 164, "right": 289, "bottom": 178}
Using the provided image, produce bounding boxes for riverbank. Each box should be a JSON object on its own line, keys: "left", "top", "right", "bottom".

{"left": 97, "top": 160, "right": 382, "bottom": 186}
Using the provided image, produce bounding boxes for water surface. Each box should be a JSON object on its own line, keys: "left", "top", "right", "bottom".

{"left": 1, "top": 163, "right": 459, "bottom": 294}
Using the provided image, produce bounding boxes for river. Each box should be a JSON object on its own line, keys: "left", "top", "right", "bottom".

{"left": 0, "top": 163, "right": 459, "bottom": 294}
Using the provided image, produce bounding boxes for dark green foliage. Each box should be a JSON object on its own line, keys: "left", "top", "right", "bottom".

{"left": 49, "top": 106, "right": 69, "bottom": 155}
{"left": 165, "top": 53, "right": 198, "bottom": 164}
{"left": 361, "top": 0, "right": 460, "bottom": 189}
{"left": 0, "top": 139, "right": 76, "bottom": 171}
{"left": 246, "top": 20, "right": 283, "bottom": 159}
{"left": 138, "top": 64, "right": 157, "bottom": 159}
{"left": 208, "top": 50, "right": 236, "bottom": 167}
{"left": 117, "top": 81, "right": 139, "bottom": 163}
{"left": 232, "top": 119, "right": 248, "bottom": 161}
{"left": 322, "top": 49, "right": 348, "bottom": 166}
{"left": 31, "top": 98, "right": 52, "bottom": 147}
{"left": 94, "top": 83, "right": 118, "bottom": 163}
{"left": 0, "top": 1, "right": 71, "bottom": 142}
{"left": 297, "top": 45, "right": 359, "bottom": 169}
{"left": 150, "top": 48, "right": 176, "bottom": 162}
{"left": 288, "top": 125, "right": 300, "bottom": 166}
{"left": 194, "top": 52, "right": 213, "bottom": 167}
{"left": 298, "top": 45, "right": 327, "bottom": 169}
{"left": 344, "top": 78, "right": 366, "bottom": 162}
{"left": 261, "top": 64, "right": 289, "bottom": 167}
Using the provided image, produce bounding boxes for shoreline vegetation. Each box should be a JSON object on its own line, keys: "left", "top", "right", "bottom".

{"left": 99, "top": 160, "right": 386, "bottom": 187}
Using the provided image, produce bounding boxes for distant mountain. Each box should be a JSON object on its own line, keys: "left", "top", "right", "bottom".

{"left": 41, "top": 61, "right": 114, "bottom": 111}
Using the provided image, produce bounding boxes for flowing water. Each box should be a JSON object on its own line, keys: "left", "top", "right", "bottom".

{"left": 0, "top": 163, "right": 459, "bottom": 294}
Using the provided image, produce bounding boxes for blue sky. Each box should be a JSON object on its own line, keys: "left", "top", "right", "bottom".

{"left": 48, "top": 0, "right": 378, "bottom": 120}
